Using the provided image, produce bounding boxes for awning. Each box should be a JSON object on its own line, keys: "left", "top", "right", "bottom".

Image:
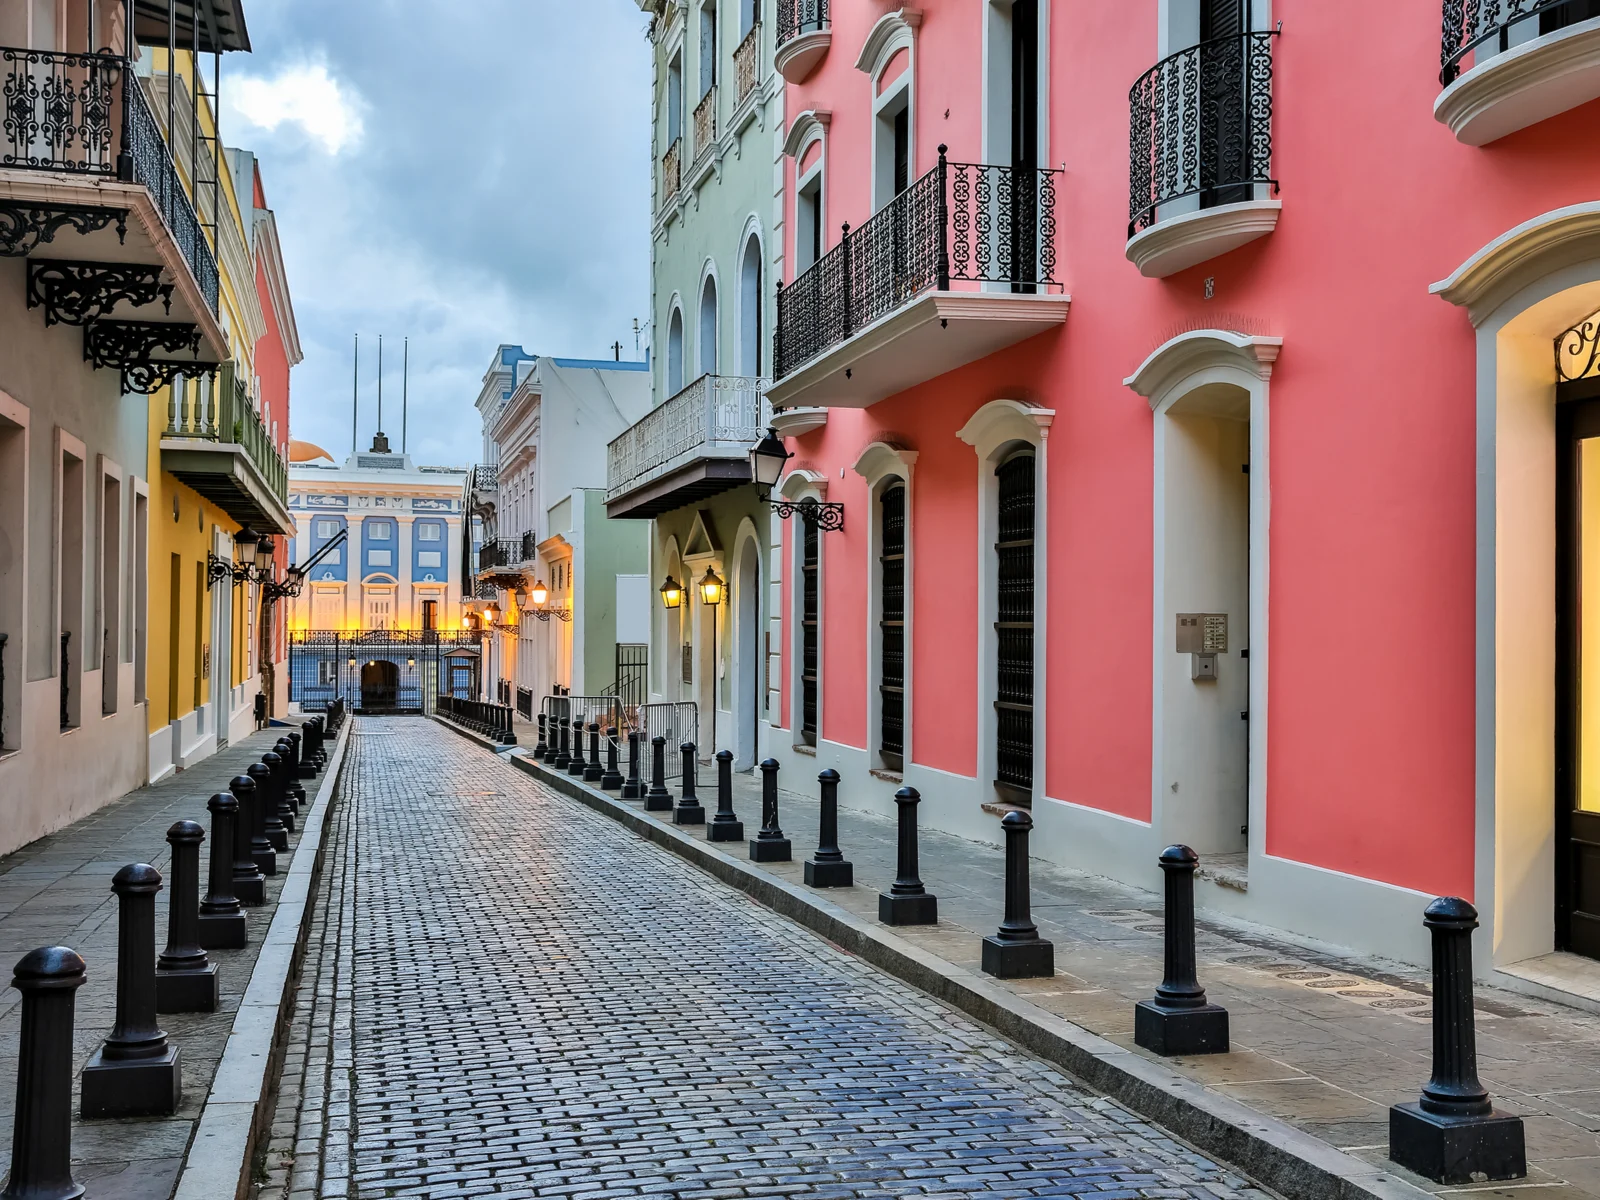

{"left": 134, "top": 0, "right": 251, "bottom": 54}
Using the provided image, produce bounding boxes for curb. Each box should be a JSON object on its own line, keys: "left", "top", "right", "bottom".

{"left": 502, "top": 748, "right": 1431, "bottom": 1200}
{"left": 170, "top": 718, "right": 353, "bottom": 1200}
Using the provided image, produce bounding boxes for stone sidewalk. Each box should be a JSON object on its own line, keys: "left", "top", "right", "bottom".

{"left": 507, "top": 739, "right": 1600, "bottom": 1198}
{"left": 0, "top": 724, "right": 318, "bottom": 1200}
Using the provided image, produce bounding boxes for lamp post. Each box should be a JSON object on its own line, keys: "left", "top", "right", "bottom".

{"left": 698, "top": 567, "right": 723, "bottom": 755}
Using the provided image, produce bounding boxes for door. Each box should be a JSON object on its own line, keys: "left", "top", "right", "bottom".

{"left": 1543, "top": 0, "right": 1600, "bottom": 33}
{"left": 360, "top": 659, "right": 398, "bottom": 710}
{"left": 1010, "top": 0, "right": 1039, "bottom": 292}
{"left": 1199, "top": 0, "right": 1251, "bottom": 209}
{"left": 994, "top": 452, "right": 1034, "bottom": 803}
{"left": 800, "top": 506, "right": 819, "bottom": 746}
{"left": 364, "top": 588, "right": 394, "bottom": 630}
{"left": 1557, "top": 392, "right": 1600, "bottom": 957}
{"left": 879, "top": 484, "right": 906, "bottom": 771}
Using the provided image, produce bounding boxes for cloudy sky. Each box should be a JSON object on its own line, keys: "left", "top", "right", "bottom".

{"left": 220, "top": 1, "right": 654, "bottom": 467}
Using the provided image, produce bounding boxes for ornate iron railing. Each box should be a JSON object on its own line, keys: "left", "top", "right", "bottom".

{"left": 662, "top": 137, "right": 681, "bottom": 205}
{"left": 0, "top": 48, "right": 219, "bottom": 312}
{"left": 1128, "top": 31, "right": 1277, "bottom": 238}
{"left": 607, "top": 374, "right": 770, "bottom": 500}
{"left": 778, "top": 0, "right": 829, "bottom": 47}
{"left": 735, "top": 24, "right": 762, "bottom": 105}
{"left": 1559, "top": 310, "right": 1600, "bottom": 383}
{"left": 164, "top": 362, "right": 287, "bottom": 503}
{"left": 477, "top": 539, "right": 518, "bottom": 572}
{"left": 693, "top": 88, "right": 717, "bottom": 163}
{"left": 469, "top": 462, "right": 498, "bottom": 495}
{"left": 775, "top": 150, "right": 1060, "bottom": 379}
{"left": 1442, "top": 0, "right": 1600, "bottom": 84}
{"left": 519, "top": 529, "right": 538, "bottom": 563}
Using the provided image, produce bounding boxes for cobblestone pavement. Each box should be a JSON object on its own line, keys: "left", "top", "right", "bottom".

{"left": 258, "top": 717, "right": 1273, "bottom": 1200}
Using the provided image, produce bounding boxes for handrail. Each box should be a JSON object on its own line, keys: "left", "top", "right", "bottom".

{"left": 1441, "top": 0, "right": 1597, "bottom": 84}
{"left": 163, "top": 363, "right": 287, "bottom": 504}
{"left": 606, "top": 374, "right": 770, "bottom": 499}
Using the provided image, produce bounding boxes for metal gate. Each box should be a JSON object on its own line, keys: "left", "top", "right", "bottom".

{"left": 289, "top": 631, "right": 484, "bottom": 715}
{"left": 638, "top": 702, "right": 698, "bottom": 781}
{"left": 613, "top": 643, "right": 648, "bottom": 709}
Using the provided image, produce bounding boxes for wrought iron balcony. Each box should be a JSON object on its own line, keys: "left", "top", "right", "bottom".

{"left": 520, "top": 529, "right": 539, "bottom": 564}
{"left": 1443, "top": 0, "right": 1600, "bottom": 82}
{"left": 1437, "top": 0, "right": 1600, "bottom": 143}
{"left": 478, "top": 539, "right": 519, "bottom": 573}
{"left": 469, "top": 462, "right": 498, "bottom": 494}
{"left": 161, "top": 361, "right": 291, "bottom": 532}
{"left": 662, "top": 137, "right": 681, "bottom": 206}
{"left": 605, "top": 374, "right": 770, "bottom": 520}
{"left": 772, "top": 150, "right": 1064, "bottom": 405}
{"left": 776, "top": 0, "right": 830, "bottom": 82}
{"left": 735, "top": 24, "right": 762, "bottom": 107}
{"left": 693, "top": 88, "right": 717, "bottom": 164}
{"left": 0, "top": 47, "right": 219, "bottom": 312}
{"left": 1128, "top": 31, "right": 1278, "bottom": 239}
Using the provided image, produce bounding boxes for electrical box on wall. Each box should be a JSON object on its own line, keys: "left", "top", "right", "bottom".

{"left": 1178, "top": 614, "right": 1226, "bottom": 684}
{"left": 1191, "top": 653, "right": 1217, "bottom": 681}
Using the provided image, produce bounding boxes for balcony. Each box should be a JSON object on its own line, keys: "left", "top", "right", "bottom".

{"left": 770, "top": 151, "right": 1069, "bottom": 411}
{"left": 734, "top": 23, "right": 762, "bottom": 109}
{"left": 693, "top": 88, "right": 717, "bottom": 167}
{"left": 1126, "top": 31, "right": 1280, "bottom": 279}
{"left": 467, "top": 462, "right": 498, "bottom": 518}
{"left": 160, "top": 362, "right": 293, "bottom": 533}
{"left": 662, "top": 137, "right": 682, "bottom": 207}
{"left": 776, "top": 0, "right": 830, "bottom": 84}
{"left": 477, "top": 539, "right": 518, "bottom": 574}
{"left": 1438, "top": 0, "right": 1600, "bottom": 144}
{"left": 605, "top": 374, "right": 770, "bottom": 520}
{"left": 0, "top": 47, "right": 228, "bottom": 386}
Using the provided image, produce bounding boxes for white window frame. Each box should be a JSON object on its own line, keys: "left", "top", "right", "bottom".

{"left": 853, "top": 442, "right": 918, "bottom": 772}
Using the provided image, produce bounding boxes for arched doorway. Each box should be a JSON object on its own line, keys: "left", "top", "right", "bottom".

{"left": 735, "top": 536, "right": 761, "bottom": 770}
{"left": 361, "top": 659, "right": 398, "bottom": 711}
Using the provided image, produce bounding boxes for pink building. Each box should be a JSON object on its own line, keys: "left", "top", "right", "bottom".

{"left": 765, "top": 0, "right": 1600, "bottom": 983}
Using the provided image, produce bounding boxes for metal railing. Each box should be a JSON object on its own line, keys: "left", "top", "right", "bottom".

{"left": 469, "top": 462, "right": 498, "bottom": 494}
{"left": 164, "top": 362, "right": 287, "bottom": 503}
{"left": 693, "top": 88, "right": 717, "bottom": 163}
{"left": 1128, "top": 31, "right": 1278, "bottom": 238}
{"left": 519, "top": 530, "right": 538, "bottom": 563}
{"left": 477, "top": 539, "right": 519, "bottom": 572}
{"left": 437, "top": 693, "right": 515, "bottom": 744}
{"left": 516, "top": 686, "right": 534, "bottom": 720}
{"left": 735, "top": 23, "right": 762, "bottom": 105}
{"left": 662, "top": 137, "right": 681, "bottom": 205}
{"left": 1441, "top": 0, "right": 1600, "bottom": 83}
{"left": 0, "top": 47, "right": 219, "bottom": 312}
{"left": 638, "top": 702, "right": 698, "bottom": 781}
{"left": 606, "top": 374, "right": 770, "bottom": 500}
{"left": 775, "top": 149, "right": 1061, "bottom": 379}
{"left": 778, "top": 0, "right": 829, "bottom": 48}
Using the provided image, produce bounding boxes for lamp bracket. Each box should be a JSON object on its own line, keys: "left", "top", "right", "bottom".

{"left": 769, "top": 496, "right": 846, "bottom": 532}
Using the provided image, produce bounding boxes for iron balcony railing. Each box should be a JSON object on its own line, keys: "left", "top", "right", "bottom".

{"left": 774, "top": 148, "right": 1061, "bottom": 380}
{"left": 1441, "top": 0, "right": 1600, "bottom": 83}
{"left": 164, "top": 361, "right": 287, "bottom": 503}
{"left": 606, "top": 374, "right": 770, "bottom": 500}
{"left": 0, "top": 47, "right": 219, "bottom": 311}
{"left": 662, "top": 137, "right": 682, "bottom": 206}
{"left": 519, "top": 529, "right": 538, "bottom": 563}
{"left": 469, "top": 462, "right": 498, "bottom": 494}
{"left": 778, "top": 0, "right": 829, "bottom": 47}
{"left": 735, "top": 23, "right": 762, "bottom": 105}
{"left": 693, "top": 88, "right": 717, "bottom": 164}
{"left": 1129, "top": 31, "right": 1278, "bottom": 239}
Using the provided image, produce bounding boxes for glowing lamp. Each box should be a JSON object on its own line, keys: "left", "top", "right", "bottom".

{"left": 531, "top": 579, "right": 549, "bottom": 606}
{"left": 659, "top": 576, "right": 683, "bottom": 610}
{"left": 698, "top": 567, "right": 725, "bottom": 607}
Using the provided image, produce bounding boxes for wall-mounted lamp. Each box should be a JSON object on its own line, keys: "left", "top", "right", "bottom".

{"left": 750, "top": 427, "right": 845, "bottom": 531}
{"left": 531, "top": 579, "right": 549, "bottom": 606}
{"left": 698, "top": 566, "right": 725, "bottom": 608}
{"left": 659, "top": 575, "right": 683, "bottom": 610}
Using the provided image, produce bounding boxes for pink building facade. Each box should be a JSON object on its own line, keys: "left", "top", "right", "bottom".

{"left": 765, "top": 0, "right": 1600, "bottom": 981}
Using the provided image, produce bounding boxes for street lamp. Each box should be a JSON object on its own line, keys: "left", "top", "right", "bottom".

{"left": 254, "top": 533, "right": 275, "bottom": 575}
{"left": 750, "top": 426, "right": 845, "bottom": 532}
{"left": 659, "top": 575, "right": 683, "bottom": 609}
{"left": 749, "top": 427, "right": 791, "bottom": 494}
{"left": 531, "top": 579, "right": 549, "bottom": 606}
{"left": 699, "top": 566, "right": 724, "bottom": 754}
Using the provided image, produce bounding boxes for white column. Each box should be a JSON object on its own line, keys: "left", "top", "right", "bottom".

{"left": 397, "top": 511, "right": 414, "bottom": 628}
{"left": 346, "top": 515, "right": 365, "bottom": 629}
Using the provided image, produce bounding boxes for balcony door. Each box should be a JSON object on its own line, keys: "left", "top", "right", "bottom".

{"left": 879, "top": 484, "right": 906, "bottom": 771}
{"left": 800, "top": 504, "right": 819, "bottom": 746}
{"left": 1543, "top": 0, "right": 1600, "bottom": 33}
{"left": 1200, "top": 0, "right": 1251, "bottom": 209}
{"left": 994, "top": 452, "right": 1034, "bottom": 803}
{"left": 1010, "top": 0, "right": 1039, "bottom": 293}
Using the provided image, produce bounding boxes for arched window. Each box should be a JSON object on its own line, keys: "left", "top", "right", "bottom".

{"left": 879, "top": 482, "right": 906, "bottom": 770}
{"left": 667, "top": 305, "right": 685, "bottom": 395}
{"left": 739, "top": 234, "right": 762, "bottom": 376}
{"left": 994, "top": 450, "right": 1035, "bottom": 800}
{"left": 699, "top": 274, "right": 719, "bottom": 378}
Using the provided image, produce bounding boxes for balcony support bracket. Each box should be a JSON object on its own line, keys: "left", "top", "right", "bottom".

{"left": 0, "top": 202, "right": 127, "bottom": 257}
{"left": 28, "top": 260, "right": 172, "bottom": 326}
{"left": 83, "top": 319, "right": 213, "bottom": 395}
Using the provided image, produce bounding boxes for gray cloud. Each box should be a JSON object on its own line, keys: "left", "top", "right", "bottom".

{"left": 223, "top": 1, "right": 654, "bottom": 466}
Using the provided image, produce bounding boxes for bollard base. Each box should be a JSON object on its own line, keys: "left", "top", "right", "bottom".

{"left": 673, "top": 804, "right": 706, "bottom": 825}
{"left": 644, "top": 791, "right": 675, "bottom": 813}
{"left": 279, "top": 811, "right": 296, "bottom": 834}
{"left": 621, "top": 781, "right": 642, "bottom": 800}
{"left": 708, "top": 819, "right": 745, "bottom": 842}
{"left": 879, "top": 891, "right": 938, "bottom": 925}
{"left": 156, "top": 963, "right": 219, "bottom": 1013}
{"left": 265, "top": 826, "right": 288, "bottom": 851}
{"left": 750, "top": 836, "right": 792, "bottom": 863}
{"left": 1389, "top": 1102, "right": 1527, "bottom": 1185}
{"left": 234, "top": 875, "right": 265, "bottom": 906}
{"left": 805, "top": 858, "right": 854, "bottom": 888}
{"left": 566, "top": 762, "right": 587, "bottom": 778}
{"left": 297, "top": 764, "right": 318, "bottom": 779}
{"left": 601, "top": 772, "right": 624, "bottom": 791}
{"left": 197, "top": 910, "right": 248, "bottom": 949}
{"left": 252, "top": 849, "right": 277, "bottom": 877}
{"left": 1134, "top": 999, "right": 1230, "bottom": 1056}
{"left": 81, "top": 1044, "right": 181, "bottom": 1118}
{"left": 982, "top": 935, "right": 1055, "bottom": 979}
{"left": 583, "top": 766, "right": 604, "bottom": 783}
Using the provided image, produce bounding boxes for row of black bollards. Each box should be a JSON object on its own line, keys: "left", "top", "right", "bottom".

{"left": 0, "top": 713, "right": 336, "bottom": 1196}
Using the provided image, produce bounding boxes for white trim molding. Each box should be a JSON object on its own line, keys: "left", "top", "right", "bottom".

{"left": 782, "top": 109, "right": 833, "bottom": 160}
{"left": 855, "top": 9, "right": 922, "bottom": 76}
{"left": 1124, "top": 329, "right": 1283, "bottom": 406}
{"left": 1435, "top": 17, "right": 1600, "bottom": 147}
{"left": 854, "top": 442, "right": 920, "bottom": 770}
{"left": 1431, "top": 201, "right": 1600, "bottom": 326}
{"left": 1125, "top": 200, "right": 1282, "bottom": 280}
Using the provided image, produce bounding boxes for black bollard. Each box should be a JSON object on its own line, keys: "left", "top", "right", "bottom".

{"left": 621, "top": 730, "right": 642, "bottom": 799}
{"left": 156, "top": 822, "right": 218, "bottom": 1013}
{"left": 584, "top": 723, "right": 605, "bottom": 783}
{"left": 601, "top": 727, "right": 624, "bottom": 791}
{"left": 299, "top": 721, "right": 322, "bottom": 775}
{"left": 198, "top": 793, "right": 247, "bottom": 949}
{"left": 534, "top": 713, "right": 548, "bottom": 761}
{"left": 261, "top": 751, "right": 290, "bottom": 853}
{"left": 674, "top": 743, "right": 706, "bottom": 824}
{"left": 879, "top": 786, "right": 937, "bottom": 924}
{"left": 229, "top": 776, "right": 266, "bottom": 905}
{"left": 749, "top": 758, "right": 792, "bottom": 862}
{"left": 3, "top": 946, "right": 87, "bottom": 1200}
{"left": 707, "top": 750, "right": 743, "bottom": 842}
{"left": 804, "top": 769, "right": 853, "bottom": 887}
{"left": 274, "top": 739, "right": 299, "bottom": 831}
{"left": 245, "top": 763, "right": 278, "bottom": 877}
{"left": 553, "top": 716, "right": 572, "bottom": 771}
{"left": 1134, "top": 846, "right": 1228, "bottom": 1055}
{"left": 81, "top": 865, "right": 181, "bottom": 1117}
{"left": 286, "top": 731, "right": 308, "bottom": 781}
{"left": 1389, "top": 897, "right": 1526, "bottom": 1184}
{"left": 567, "top": 717, "right": 589, "bottom": 777}
{"left": 981, "top": 811, "right": 1053, "bottom": 978}
{"left": 644, "top": 736, "right": 674, "bottom": 812}
{"left": 287, "top": 775, "right": 306, "bottom": 823}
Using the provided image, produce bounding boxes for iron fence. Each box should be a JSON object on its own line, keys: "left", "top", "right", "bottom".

{"left": 1128, "top": 31, "right": 1277, "bottom": 238}
{"left": 777, "top": 0, "right": 828, "bottom": 47}
{"left": 638, "top": 702, "right": 699, "bottom": 782}
{"left": 289, "top": 631, "right": 483, "bottom": 715}
{"left": 1441, "top": 0, "right": 1600, "bottom": 84}
{"left": 516, "top": 686, "right": 534, "bottom": 720}
{"left": 775, "top": 150, "right": 1060, "bottom": 379}
{"left": 477, "top": 539, "right": 518, "bottom": 572}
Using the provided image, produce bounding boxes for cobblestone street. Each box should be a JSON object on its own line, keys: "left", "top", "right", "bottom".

{"left": 259, "top": 718, "right": 1273, "bottom": 1199}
